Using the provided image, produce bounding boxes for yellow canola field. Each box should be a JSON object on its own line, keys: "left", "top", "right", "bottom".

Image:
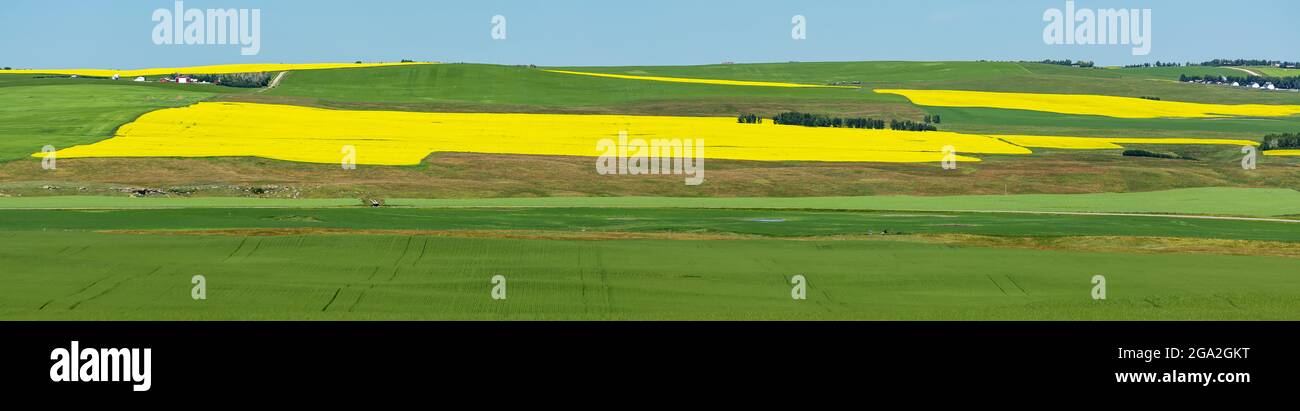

{"left": 0, "top": 62, "right": 432, "bottom": 78}
{"left": 1264, "top": 150, "right": 1300, "bottom": 156}
{"left": 36, "top": 102, "right": 1032, "bottom": 165}
{"left": 543, "top": 70, "right": 857, "bottom": 88}
{"left": 875, "top": 89, "right": 1300, "bottom": 119}
{"left": 998, "top": 135, "right": 1259, "bottom": 149}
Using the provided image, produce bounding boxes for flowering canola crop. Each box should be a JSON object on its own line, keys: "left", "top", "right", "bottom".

{"left": 36, "top": 102, "right": 1032, "bottom": 165}
{"left": 875, "top": 89, "right": 1300, "bottom": 119}
{"left": 0, "top": 62, "right": 432, "bottom": 78}
{"left": 543, "top": 70, "right": 857, "bottom": 88}
{"left": 1264, "top": 150, "right": 1300, "bottom": 156}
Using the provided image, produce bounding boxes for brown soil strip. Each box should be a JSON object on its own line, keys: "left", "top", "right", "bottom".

{"left": 94, "top": 228, "right": 1300, "bottom": 258}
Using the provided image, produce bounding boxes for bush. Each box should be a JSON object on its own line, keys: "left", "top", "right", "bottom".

{"left": 889, "top": 119, "right": 937, "bottom": 132}
{"left": 737, "top": 113, "right": 761, "bottom": 124}
{"left": 1260, "top": 132, "right": 1300, "bottom": 151}
{"left": 1122, "top": 149, "right": 1192, "bottom": 160}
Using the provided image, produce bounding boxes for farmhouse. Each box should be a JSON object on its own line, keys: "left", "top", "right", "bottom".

{"left": 160, "top": 75, "right": 196, "bottom": 84}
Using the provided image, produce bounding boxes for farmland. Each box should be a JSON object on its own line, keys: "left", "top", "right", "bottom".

{"left": 1, "top": 59, "right": 1298, "bottom": 320}
{"left": 2, "top": 203, "right": 1298, "bottom": 320}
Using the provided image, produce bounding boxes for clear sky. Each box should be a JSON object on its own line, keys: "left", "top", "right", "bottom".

{"left": 2, "top": 0, "right": 1297, "bottom": 69}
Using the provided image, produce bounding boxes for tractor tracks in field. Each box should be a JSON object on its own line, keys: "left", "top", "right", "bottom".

{"left": 41, "top": 265, "right": 162, "bottom": 310}
{"left": 348, "top": 284, "right": 377, "bottom": 312}
{"left": 320, "top": 287, "right": 342, "bottom": 311}
{"left": 70, "top": 266, "right": 163, "bottom": 310}
{"left": 986, "top": 274, "right": 1029, "bottom": 297}
{"left": 223, "top": 237, "right": 249, "bottom": 262}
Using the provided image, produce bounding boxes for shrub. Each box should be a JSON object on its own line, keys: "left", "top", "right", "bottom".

{"left": 1122, "top": 149, "right": 1192, "bottom": 160}
{"left": 1260, "top": 132, "right": 1300, "bottom": 151}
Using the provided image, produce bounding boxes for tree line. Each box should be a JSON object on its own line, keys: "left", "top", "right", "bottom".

{"left": 1124, "top": 61, "right": 1183, "bottom": 68}
{"left": 766, "top": 112, "right": 888, "bottom": 129}
{"left": 889, "top": 119, "right": 938, "bottom": 132}
{"left": 1036, "top": 59, "right": 1095, "bottom": 68}
{"left": 741, "top": 111, "right": 940, "bottom": 131}
{"left": 1180, "top": 73, "right": 1300, "bottom": 90}
{"left": 1195, "top": 59, "right": 1299, "bottom": 68}
{"left": 1261, "top": 133, "right": 1300, "bottom": 151}
{"left": 188, "top": 72, "right": 273, "bottom": 88}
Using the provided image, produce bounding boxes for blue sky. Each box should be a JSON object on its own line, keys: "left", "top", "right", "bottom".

{"left": 1, "top": 0, "right": 1296, "bottom": 69}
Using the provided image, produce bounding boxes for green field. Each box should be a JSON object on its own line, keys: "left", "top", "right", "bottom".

{"left": 2, "top": 204, "right": 1297, "bottom": 320}
{"left": 5, "top": 187, "right": 1300, "bottom": 217}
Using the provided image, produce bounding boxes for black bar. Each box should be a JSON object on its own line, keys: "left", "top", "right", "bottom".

{"left": 3, "top": 321, "right": 1293, "bottom": 398}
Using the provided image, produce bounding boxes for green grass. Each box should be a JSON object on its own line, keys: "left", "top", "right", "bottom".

{"left": 559, "top": 61, "right": 1300, "bottom": 104}
{"left": 1108, "top": 65, "right": 1248, "bottom": 80}
{"left": 2, "top": 206, "right": 1299, "bottom": 241}
{"left": 384, "top": 187, "right": 1300, "bottom": 217}
{"left": 4, "top": 188, "right": 1298, "bottom": 216}
{"left": 2, "top": 211, "right": 1296, "bottom": 320}
{"left": 0, "top": 84, "right": 216, "bottom": 161}
{"left": 2, "top": 199, "right": 1294, "bottom": 320}
{"left": 1244, "top": 66, "right": 1300, "bottom": 77}
{"left": 264, "top": 63, "right": 882, "bottom": 108}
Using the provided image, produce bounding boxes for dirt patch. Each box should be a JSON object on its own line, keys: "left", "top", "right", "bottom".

{"left": 97, "top": 228, "right": 759, "bottom": 241}
{"left": 907, "top": 233, "right": 1300, "bottom": 258}
{"left": 93, "top": 228, "right": 1300, "bottom": 258}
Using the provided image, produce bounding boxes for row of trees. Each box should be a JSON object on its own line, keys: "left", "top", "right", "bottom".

{"left": 189, "top": 72, "right": 273, "bottom": 88}
{"left": 1195, "top": 59, "right": 1298, "bottom": 67}
{"left": 923, "top": 114, "right": 942, "bottom": 124}
{"left": 1124, "top": 61, "right": 1183, "bottom": 68}
{"left": 1179, "top": 74, "right": 1300, "bottom": 90}
{"left": 1261, "top": 133, "right": 1300, "bottom": 151}
{"left": 745, "top": 111, "right": 942, "bottom": 132}
{"left": 1036, "top": 59, "right": 1095, "bottom": 68}
{"left": 889, "top": 119, "right": 938, "bottom": 132}
{"left": 768, "top": 112, "right": 888, "bottom": 129}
